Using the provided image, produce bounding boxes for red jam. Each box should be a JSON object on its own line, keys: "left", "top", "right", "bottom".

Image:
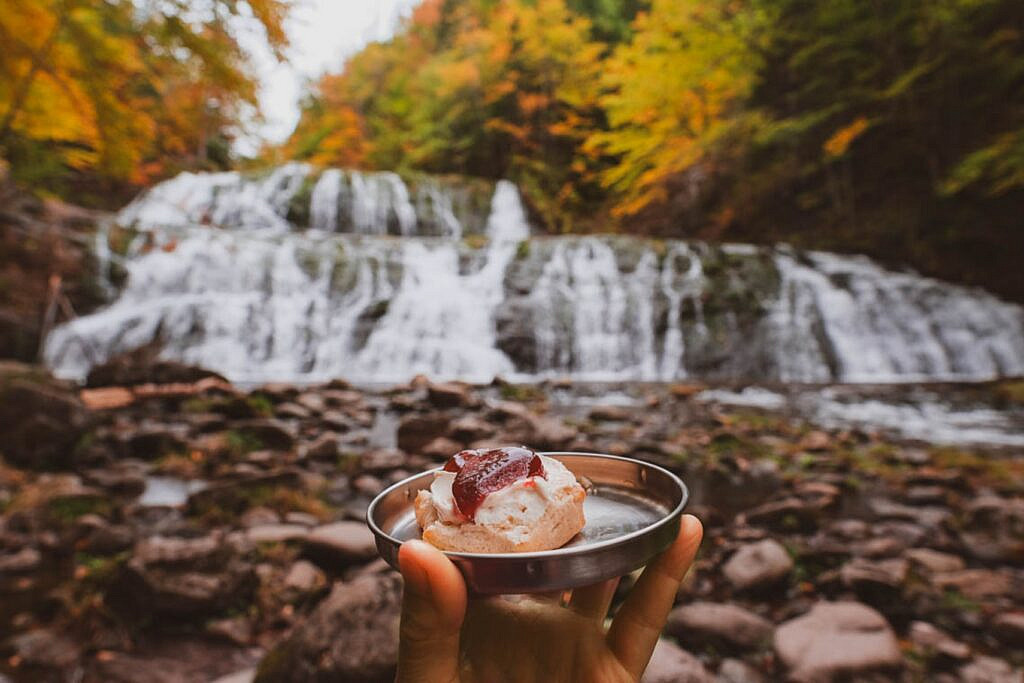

{"left": 443, "top": 450, "right": 476, "bottom": 472}
{"left": 447, "top": 446, "right": 545, "bottom": 520}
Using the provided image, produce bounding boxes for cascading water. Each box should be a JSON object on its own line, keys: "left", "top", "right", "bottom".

{"left": 44, "top": 165, "right": 1024, "bottom": 385}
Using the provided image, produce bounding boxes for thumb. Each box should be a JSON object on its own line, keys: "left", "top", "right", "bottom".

{"left": 396, "top": 540, "right": 467, "bottom": 683}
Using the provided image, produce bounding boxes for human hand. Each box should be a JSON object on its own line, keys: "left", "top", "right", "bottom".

{"left": 395, "top": 514, "right": 703, "bottom": 682}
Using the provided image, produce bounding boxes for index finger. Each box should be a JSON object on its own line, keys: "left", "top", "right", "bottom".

{"left": 606, "top": 514, "right": 703, "bottom": 679}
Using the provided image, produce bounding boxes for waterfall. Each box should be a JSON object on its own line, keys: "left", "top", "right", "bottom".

{"left": 771, "top": 250, "right": 1024, "bottom": 382}
{"left": 44, "top": 165, "right": 1024, "bottom": 385}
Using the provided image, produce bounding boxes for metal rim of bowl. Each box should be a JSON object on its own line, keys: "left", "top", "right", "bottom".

{"left": 365, "top": 451, "right": 689, "bottom": 562}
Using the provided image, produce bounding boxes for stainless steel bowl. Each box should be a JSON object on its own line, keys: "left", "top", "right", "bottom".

{"left": 366, "top": 452, "right": 688, "bottom": 594}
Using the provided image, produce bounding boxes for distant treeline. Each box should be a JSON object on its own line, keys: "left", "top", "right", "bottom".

{"left": 283, "top": 0, "right": 1024, "bottom": 302}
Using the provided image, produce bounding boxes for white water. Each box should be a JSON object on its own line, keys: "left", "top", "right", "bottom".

{"left": 44, "top": 166, "right": 1024, "bottom": 386}
{"left": 698, "top": 386, "right": 1024, "bottom": 447}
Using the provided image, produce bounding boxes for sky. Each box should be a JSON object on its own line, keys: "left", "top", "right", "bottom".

{"left": 238, "top": 0, "right": 421, "bottom": 153}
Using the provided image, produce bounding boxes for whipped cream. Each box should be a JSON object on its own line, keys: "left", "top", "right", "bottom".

{"left": 425, "top": 455, "right": 578, "bottom": 526}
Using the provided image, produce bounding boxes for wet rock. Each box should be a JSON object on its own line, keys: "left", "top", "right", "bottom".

{"left": 931, "top": 568, "right": 1016, "bottom": 600}
{"left": 957, "top": 494, "right": 1024, "bottom": 565}
{"left": 295, "top": 392, "right": 326, "bottom": 414}
{"left": 722, "top": 539, "right": 793, "bottom": 591}
{"left": 421, "top": 436, "right": 462, "bottom": 461}
{"left": 126, "top": 425, "right": 188, "bottom": 459}
{"left": 666, "top": 601, "right": 773, "bottom": 652}
{"left": 525, "top": 415, "right": 577, "bottom": 450}
{"left": 798, "top": 430, "right": 831, "bottom": 451}
{"left": 187, "top": 471, "right": 302, "bottom": 517}
{"left": 352, "top": 474, "right": 384, "bottom": 496}
{"left": 958, "top": 656, "right": 1022, "bottom": 683}
{"left": 0, "top": 363, "right": 90, "bottom": 469}
{"left": 448, "top": 415, "right": 494, "bottom": 443}
{"left": 991, "top": 612, "right": 1024, "bottom": 646}
{"left": 640, "top": 638, "right": 713, "bottom": 683}
{"left": 7, "top": 628, "right": 80, "bottom": 669}
{"left": 867, "top": 497, "right": 950, "bottom": 529}
{"left": 207, "top": 616, "right": 253, "bottom": 646}
{"left": 741, "top": 498, "right": 822, "bottom": 532}
{"left": 275, "top": 402, "right": 312, "bottom": 420}
{"left": 303, "top": 521, "right": 377, "bottom": 568}
{"left": 872, "top": 520, "right": 928, "bottom": 547}
{"left": 0, "top": 547, "right": 41, "bottom": 573}
{"left": 840, "top": 557, "right": 908, "bottom": 591}
{"left": 83, "top": 466, "right": 147, "bottom": 497}
{"left": 254, "top": 573, "right": 402, "bottom": 683}
{"left": 829, "top": 519, "right": 869, "bottom": 540}
{"left": 283, "top": 560, "right": 326, "bottom": 597}
{"left": 80, "top": 521, "right": 134, "bottom": 554}
{"left": 246, "top": 524, "right": 309, "bottom": 544}
{"left": 904, "top": 548, "right": 965, "bottom": 574}
{"left": 233, "top": 419, "right": 296, "bottom": 451}
{"left": 903, "top": 485, "right": 947, "bottom": 505}
{"left": 717, "top": 658, "right": 766, "bottom": 683}
{"left": 396, "top": 413, "right": 450, "bottom": 452}
{"left": 359, "top": 448, "right": 406, "bottom": 472}
{"left": 284, "top": 511, "right": 320, "bottom": 527}
{"left": 427, "top": 381, "right": 474, "bottom": 408}
{"left": 857, "top": 536, "right": 906, "bottom": 558}
{"left": 773, "top": 601, "right": 901, "bottom": 682}
{"left": 909, "top": 621, "right": 971, "bottom": 660}
{"left": 240, "top": 507, "right": 280, "bottom": 528}
{"left": 118, "top": 534, "right": 256, "bottom": 617}
{"left": 305, "top": 432, "right": 340, "bottom": 460}
{"left": 589, "top": 405, "right": 633, "bottom": 422}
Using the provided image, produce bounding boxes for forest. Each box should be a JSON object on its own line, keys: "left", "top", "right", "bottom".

{"left": 2, "top": 0, "right": 1023, "bottom": 301}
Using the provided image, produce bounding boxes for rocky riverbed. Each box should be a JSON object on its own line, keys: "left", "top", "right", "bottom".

{"left": 1, "top": 361, "right": 1023, "bottom": 682}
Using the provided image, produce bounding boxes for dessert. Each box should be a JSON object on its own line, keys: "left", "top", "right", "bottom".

{"left": 414, "top": 446, "right": 586, "bottom": 553}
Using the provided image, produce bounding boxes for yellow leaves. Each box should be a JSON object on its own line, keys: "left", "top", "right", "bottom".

{"left": 2, "top": 0, "right": 291, "bottom": 192}
{"left": 591, "top": 0, "right": 761, "bottom": 216}
{"left": 823, "top": 116, "right": 870, "bottom": 159}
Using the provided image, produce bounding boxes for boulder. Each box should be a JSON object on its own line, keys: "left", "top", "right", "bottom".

{"left": 722, "top": 539, "right": 793, "bottom": 591}
{"left": 359, "top": 448, "right": 407, "bottom": 472}
{"left": 717, "top": 658, "right": 766, "bottom": 683}
{"left": 665, "top": 602, "right": 773, "bottom": 652}
{"left": 232, "top": 419, "right": 296, "bottom": 451}
{"left": 0, "top": 547, "right": 42, "bottom": 573}
{"left": 117, "top": 534, "right": 256, "bottom": 618}
{"left": 640, "top": 638, "right": 713, "bottom": 683}
{"left": 246, "top": 524, "right": 309, "bottom": 544}
{"left": 958, "top": 656, "right": 1022, "bottom": 683}
{"left": 447, "top": 415, "right": 494, "bottom": 444}
{"left": 773, "top": 601, "right": 901, "bottom": 682}
{"left": 427, "top": 381, "right": 474, "bottom": 408}
{"left": 304, "top": 432, "right": 340, "bottom": 460}
{"left": 904, "top": 548, "right": 965, "bottom": 574}
{"left": 254, "top": 573, "right": 402, "bottom": 683}
{"left": 6, "top": 628, "right": 80, "bottom": 670}
{"left": 991, "top": 612, "right": 1024, "bottom": 647}
{"left": 126, "top": 425, "right": 187, "bottom": 459}
{"left": 421, "top": 437, "right": 462, "bottom": 461}
{"left": 303, "top": 521, "right": 377, "bottom": 568}
{"left": 397, "top": 413, "right": 451, "bottom": 452}
{"left": 908, "top": 621, "right": 970, "bottom": 661}
{"left": 931, "top": 569, "right": 1016, "bottom": 600}
{"left": 283, "top": 560, "right": 326, "bottom": 598}
{"left": 0, "top": 362, "right": 90, "bottom": 469}
{"left": 839, "top": 557, "right": 908, "bottom": 592}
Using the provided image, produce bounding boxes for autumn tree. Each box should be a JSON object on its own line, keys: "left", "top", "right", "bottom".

{"left": 0, "top": 0, "right": 291, "bottom": 202}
